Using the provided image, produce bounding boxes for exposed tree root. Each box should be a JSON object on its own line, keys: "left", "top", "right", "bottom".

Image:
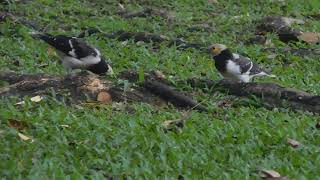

{"left": 0, "top": 70, "right": 207, "bottom": 112}
{"left": 187, "top": 78, "right": 320, "bottom": 113}
{"left": 78, "top": 28, "right": 205, "bottom": 50}
{"left": 120, "top": 70, "right": 320, "bottom": 113}
{"left": 1, "top": 70, "right": 319, "bottom": 113}
{"left": 256, "top": 16, "right": 320, "bottom": 44}
{"left": 262, "top": 47, "right": 320, "bottom": 57}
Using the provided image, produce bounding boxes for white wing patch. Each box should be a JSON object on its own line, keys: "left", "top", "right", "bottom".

{"left": 94, "top": 48, "right": 101, "bottom": 56}
{"left": 224, "top": 59, "right": 254, "bottom": 82}
{"left": 221, "top": 53, "right": 275, "bottom": 82}
{"left": 233, "top": 53, "right": 240, "bottom": 59}
{"left": 79, "top": 55, "right": 101, "bottom": 65}
{"left": 61, "top": 55, "right": 101, "bottom": 70}
{"left": 55, "top": 40, "right": 102, "bottom": 70}
{"left": 68, "top": 40, "right": 76, "bottom": 57}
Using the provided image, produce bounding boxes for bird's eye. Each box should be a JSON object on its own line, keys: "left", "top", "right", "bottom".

{"left": 212, "top": 47, "right": 215, "bottom": 50}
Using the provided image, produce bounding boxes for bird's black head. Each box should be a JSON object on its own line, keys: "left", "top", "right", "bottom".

{"left": 87, "top": 58, "right": 113, "bottom": 75}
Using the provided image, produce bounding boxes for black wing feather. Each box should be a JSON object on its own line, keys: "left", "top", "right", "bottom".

{"left": 69, "top": 38, "right": 98, "bottom": 58}
{"left": 233, "top": 55, "right": 263, "bottom": 75}
{"left": 33, "top": 33, "right": 97, "bottom": 59}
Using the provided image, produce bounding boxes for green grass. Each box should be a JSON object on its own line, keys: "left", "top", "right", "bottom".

{"left": 1, "top": 0, "right": 320, "bottom": 179}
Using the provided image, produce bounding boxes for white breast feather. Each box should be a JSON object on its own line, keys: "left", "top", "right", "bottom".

{"left": 226, "top": 60, "right": 241, "bottom": 75}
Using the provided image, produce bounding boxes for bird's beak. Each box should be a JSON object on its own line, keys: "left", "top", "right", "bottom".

{"left": 207, "top": 47, "right": 211, "bottom": 53}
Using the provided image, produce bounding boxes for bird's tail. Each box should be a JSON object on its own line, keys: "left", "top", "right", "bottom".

{"left": 30, "top": 32, "right": 53, "bottom": 42}
{"left": 262, "top": 71, "right": 276, "bottom": 78}
{"left": 255, "top": 71, "right": 276, "bottom": 78}
{"left": 267, "top": 74, "right": 276, "bottom": 78}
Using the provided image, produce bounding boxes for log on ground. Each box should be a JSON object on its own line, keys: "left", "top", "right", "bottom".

{"left": 0, "top": 70, "right": 207, "bottom": 112}
{"left": 188, "top": 78, "right": 320, "bottom": 113}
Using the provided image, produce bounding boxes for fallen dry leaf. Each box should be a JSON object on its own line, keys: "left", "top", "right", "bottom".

{"left": 259, "top": 169, "right": 289, "bottom": 180}
{"left": 8, "top": 119, "right": 29, "bottom": 130}
{"left": 60, "top": 124, "right": 70, "bottom": 128}
{"left": 162, "top": 119, "right": 184, "bottom": 128}
{"left": 159, "top": 34, "right": 170, "bottom": 41}
{"left": 121, "top": 40, "right": 128, "bottom": 46}
{"left": 47, "top": 47, "right": 56, "bottom": 56}
{"left": 18, "top": 133, "right": 34, "bottom": 142}
{"left": 118, "top": 3, "right": 125, "bottom": 11}
{"left": 298, "top": 32, "right": 320, "bottom": 43}
{"left": 287, "top": 138, "right": 301, "bottom": 148}
{"left": 216, "top": 98, "right": 234, "bottom": 108}
{"left": 30, "top": 95, "right": 43, "bottom": 102}
{"left": 162, "top": 111, "right": 191, "bottom": 130}
{"left": 97, "top": 91, "right": 112, "bottom": 103}
{"left": 282, "top": 17, "right": 305, "bottom": 26}
{"left": 16, "top": 95, "right": 43, "bottom": 105}
{"left": 260, "top": 169, "right": 281, "bottom": 178}
{"left": 15, "top": 100, "right": 25, "bottom": 105}
{"left": 153, "top": 70, "right": 166, "bottom": 79}
{"left": 136, "top": 41, "right": 146, "bottom": 46}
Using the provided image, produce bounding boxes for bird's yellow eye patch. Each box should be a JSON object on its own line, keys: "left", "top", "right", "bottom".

{"left": 211, "top": 47, "right": 221, "bottom": 54}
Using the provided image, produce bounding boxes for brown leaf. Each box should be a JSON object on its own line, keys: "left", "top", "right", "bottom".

{"left": 162, "top": 111, "right": 191, "bottom": 130}
{"left": 8, "top": 119, "right": 29, "bottom": 130}
{"left": 287, "top": 138, "right": 301, "bottom": 148}
{"left": 47, "top": 47, "right": 56, "bottom": 56}
{"left": 298, "top": 32, "right": 320, "bottom": 43}
{"left": 97, "top": 91, "right": 112, "bottom": 104}
{"left": 216, "top": 97, "right": 234, "bottom": 108}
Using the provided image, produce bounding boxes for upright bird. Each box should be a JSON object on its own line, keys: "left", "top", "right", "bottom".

{"left": 31, "top": 32, "right": 113, "bottom": 75}
{"left": 207, "top": 44, "right": 275, "bottom": 82}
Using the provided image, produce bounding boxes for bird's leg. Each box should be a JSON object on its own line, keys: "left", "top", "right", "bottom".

{"left": 66, "top": 68, "right": 72, "bottom": 74}
{"left": 64, "top": 67, "right": 82, "bottom": 77}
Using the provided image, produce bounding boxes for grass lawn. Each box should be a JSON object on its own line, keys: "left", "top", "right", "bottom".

{"left": 0, "top": 0, "right": 320, "bottom": 179}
